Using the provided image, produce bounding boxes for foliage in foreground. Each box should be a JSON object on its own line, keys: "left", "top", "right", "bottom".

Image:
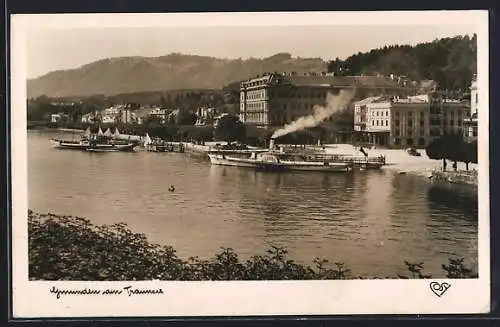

{"left": 28, "top": 211, "right": 478, "bottom": 281}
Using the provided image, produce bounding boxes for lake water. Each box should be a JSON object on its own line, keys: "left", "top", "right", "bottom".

{"left": 28, "top": 130, "right": 478, "bottom": 278}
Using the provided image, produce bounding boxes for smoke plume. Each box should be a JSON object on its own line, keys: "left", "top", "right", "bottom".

{"left": 271, "top": 89, "right": 355, "bottom": 139}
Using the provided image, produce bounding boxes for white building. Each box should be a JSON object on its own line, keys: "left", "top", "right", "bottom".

{"left": 102, "top": 115, "right": 115, "bottom": 124}
{"left": 353, "top": 93, "right": 467, "bottom": 148}
{"left": 50, "top": 114, "right": 61, "bottom": 123}
{"left": 470, "top": 79, "right": 478, "bottom": 116}
{"left": 464, "top": 79, "right": 478, "bottom": 141}
{"left": 195, "top": 107, "right": 217, "bottom": 126}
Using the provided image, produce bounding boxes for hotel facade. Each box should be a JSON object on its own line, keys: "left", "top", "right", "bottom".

{"left": 239, "top": 72, "right": 416, "bottom": 127}
{"left": 353, "top": 93, "right": 470, "bottom": 148}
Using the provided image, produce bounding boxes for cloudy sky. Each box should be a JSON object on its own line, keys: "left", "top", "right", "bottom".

{"left": 24, "top": 18, "right": 475, "bottom": 79}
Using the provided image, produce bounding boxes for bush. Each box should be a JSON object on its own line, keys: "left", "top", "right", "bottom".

{"left": 28, "top": 211, "right": 477, "bottom": 281}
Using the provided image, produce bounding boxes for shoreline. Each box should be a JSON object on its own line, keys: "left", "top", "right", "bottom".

{"left": 31, "top": 128, "right": 478, "bottom": 187}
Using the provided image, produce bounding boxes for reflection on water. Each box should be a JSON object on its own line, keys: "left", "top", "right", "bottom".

{"left": 28, "top": 131, "right": 478, "bottom": 278}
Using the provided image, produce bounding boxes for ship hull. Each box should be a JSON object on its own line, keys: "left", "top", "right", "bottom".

{"left": 208, "top": 153, "right": 351, "bottom": 172}
{"left": 87, "top": 144, "right": 136, "bottom": 152}
{"left": 51, "top": 139, "right": 89, "bottom": 150}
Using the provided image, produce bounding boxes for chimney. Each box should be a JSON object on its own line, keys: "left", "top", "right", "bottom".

{"left": 269, "top": 138, "right": 276, "bottom": 151}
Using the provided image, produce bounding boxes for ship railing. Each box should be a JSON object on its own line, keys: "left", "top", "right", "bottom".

{"left": 297, "top": 153, "right": 386, "bottom": 164}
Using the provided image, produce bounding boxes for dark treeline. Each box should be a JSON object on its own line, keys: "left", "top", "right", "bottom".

{"left": 29, "top": 211, "right": 477, "bottom": 281}
{"left": 328, "top": 34, "right": 476, "bottom": 91}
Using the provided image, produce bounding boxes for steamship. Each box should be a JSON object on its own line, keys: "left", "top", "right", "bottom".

{"left": 51, "top": 127, "right": 137, "bottom": 152}
{"left": 207, "top": 139, "right": 386, "bottom": 172}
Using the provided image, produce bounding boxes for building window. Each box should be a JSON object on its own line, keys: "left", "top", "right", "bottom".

{"left": 395, "top": 111, "right": 400, "bottom": 117}
{"left": 407, "top": 138, "right": 414, "bottom": 146}
{"left": 408, "top": 130, "right": 413, "bottom": 136}
{"left": 385, "top": 120, "right": 388, "bottom": 126}
{"left": 372, "top": 120, "right": 374, "bottom": 126}
{"left": 376, "top": 120, "right": 379, "bottom": 126}
{"left": 418, "top": 138, "right": 426, "bottom": 146}
{"left": 450, "top": 119, "right": 454, "bottom": 126}
{"left": 476, "top": 93, "right": 478, "bottom": 103}
{"left": 458, "top": 119, "right": 462, "bottom": 126}
{"left": 408, "top": 119, "right": 413, "bottom": 126}
{"left": 376, "top": 112, "right": 379, "bottom": 116}
{"left": 395, "top": 138, "right": 400, "bottom": 145}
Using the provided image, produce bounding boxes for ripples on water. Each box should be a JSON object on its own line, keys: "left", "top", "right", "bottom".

{"left": 28, "top": 131, "right": 478, "bottom": 278}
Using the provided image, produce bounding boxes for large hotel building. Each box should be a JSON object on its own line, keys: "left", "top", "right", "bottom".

{"left": 353, "top": 92, "right": 470, "bottom": 148}
{"left": 239, "top": 72, "right": 415, "bottom": 127}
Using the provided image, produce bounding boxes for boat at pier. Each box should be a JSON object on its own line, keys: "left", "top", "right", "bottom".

{"left": 51, "top": 127, "right": 138, "bottom": 152}
{"left": 207, "top": 139, "right": 386, "bottom": 172}
{"left": 51, "top": 138, "right": 90, "bottom": 150}
{"left": 208, "top": 150, "right": 385, "bottom": 172}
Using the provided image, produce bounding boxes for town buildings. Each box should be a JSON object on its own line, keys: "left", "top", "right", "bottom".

{"left": 50, "top": 113, "right": 71, "bottom": 123}
{"left": 353, "top": 92, "right": 470, "bottom": 148}
{"left": 239, "top": 72, "right": 417, "bottom": 127}
{"left": 195, "top": 107, "right": 218, "bottom": 126}
{"left": 463, "top": 78, "right": 478, "bottom": 141}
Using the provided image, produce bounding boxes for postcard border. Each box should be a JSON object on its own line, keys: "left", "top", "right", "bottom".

{"left": 6, "top": 9, "right": 494, "bottom": 320}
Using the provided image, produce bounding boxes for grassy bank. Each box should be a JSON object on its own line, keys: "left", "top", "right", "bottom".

{"left": 28, "top": 211, "right": 477, "bottom": 281}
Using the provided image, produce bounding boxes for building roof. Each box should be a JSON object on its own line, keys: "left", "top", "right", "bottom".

{"left": 241, "top": 72, "right": 407, "bottom": 89}
{"left": 283, "top": 75, "right": 402, "bottom": 88}
{"left": 134, "top": 108, "right": 151, "bottom": 118}
{"left": 354, "top": 96, "right": 384, "bottom": 106}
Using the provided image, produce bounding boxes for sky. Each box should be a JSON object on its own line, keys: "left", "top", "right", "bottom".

{"left": 25, "top": 24, "right": 476, "bottom": 79}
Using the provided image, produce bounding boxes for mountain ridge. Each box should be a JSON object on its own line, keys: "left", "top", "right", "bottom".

{"left": 27, "top": 53, "right": 327, "bottom": 98}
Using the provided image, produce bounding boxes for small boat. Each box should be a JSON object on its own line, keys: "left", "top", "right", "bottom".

{"left": 51, "top": 137, "right": 90, "bottom": 150}
{"left": 144, "top": 134, "right": 175, "bottom": 152}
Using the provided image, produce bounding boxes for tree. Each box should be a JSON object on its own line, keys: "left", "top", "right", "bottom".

{"left": 462, "top": 140, "right": 478, "bottom": 170}
{"left": 442, "top": 133, "right": 464, "bottom": 170}
{"left": 426, "top": 133, "right": 477, "bottom": 171}
{"left": 175, "top": 109, "right": 197, "bottom": 126}
{"left": 426, "top": 136, "right": 447, "bottom": 171}
{"left": 214, "top": 115, "right": 246, "bottom": 143}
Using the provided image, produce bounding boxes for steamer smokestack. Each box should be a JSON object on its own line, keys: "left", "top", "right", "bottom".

{"left": 269, "top": 138, "right": 276, "bottom": 151}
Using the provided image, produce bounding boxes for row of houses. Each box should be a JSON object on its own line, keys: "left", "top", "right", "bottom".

{"left": 77, "top": 105, "right": 220, "bottom": 126}
{"left": 237, "top": 72, "right": 477, "bottom": 148}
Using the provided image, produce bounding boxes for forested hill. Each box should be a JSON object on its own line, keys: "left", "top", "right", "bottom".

{"left": 27, "top": 53, "right": 326, "bottom": 98}
{"left": 327, "top": 34, "right": 476, "bottom": 91}
{"left": 28, "top": 34, "right": 476, "bottom": 98}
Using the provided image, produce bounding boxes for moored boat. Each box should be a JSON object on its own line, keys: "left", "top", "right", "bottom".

{"left": 208, "top": 151, "right": 355, "bottom": 172}
{"left": 207, "top": 138, "right": 386, "bottom": 172}
{"left": 51, "top": 138, "right": 90, "bottom": 150}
